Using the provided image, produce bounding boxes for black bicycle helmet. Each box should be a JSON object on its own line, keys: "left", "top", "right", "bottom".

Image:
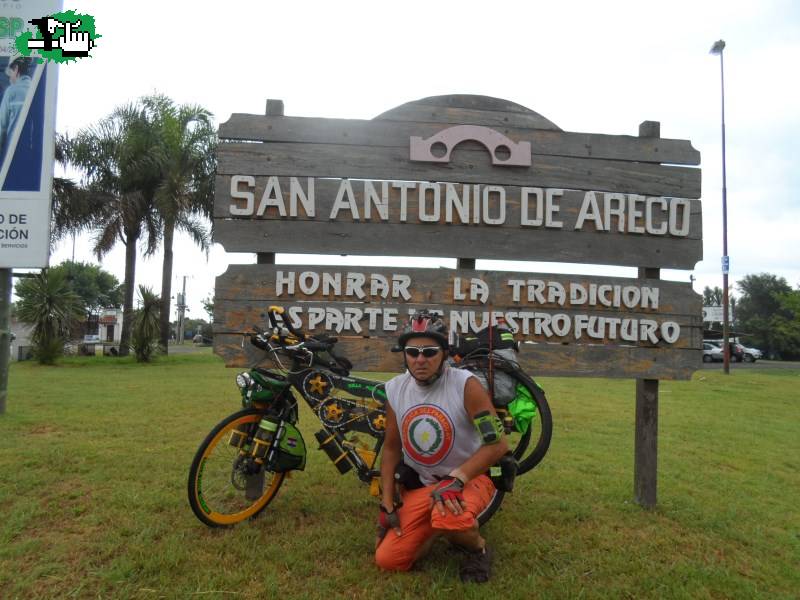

{"left": 394, "top": 309, "right": 449, "bottom": 351}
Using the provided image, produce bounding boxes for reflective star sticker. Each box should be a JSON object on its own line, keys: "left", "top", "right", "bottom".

{"left": 308, "top": 374, "right": 329, "bottom": 396}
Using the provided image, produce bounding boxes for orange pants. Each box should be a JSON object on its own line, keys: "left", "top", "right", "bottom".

{"left": 374, "top": 474, "right": 495, "bottom": 571}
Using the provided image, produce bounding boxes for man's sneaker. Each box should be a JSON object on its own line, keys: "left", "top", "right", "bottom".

{"left": 459, "top": 545, "right": 492, "bottom": 583}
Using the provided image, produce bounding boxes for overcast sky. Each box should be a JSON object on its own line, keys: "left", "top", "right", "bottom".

{"left": 48, "top": 0, "right": 799, "bottom": 320}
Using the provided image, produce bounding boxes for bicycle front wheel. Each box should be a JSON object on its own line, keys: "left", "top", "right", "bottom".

{"left": 187, "top": 408, "right": 286, "bottom": 528}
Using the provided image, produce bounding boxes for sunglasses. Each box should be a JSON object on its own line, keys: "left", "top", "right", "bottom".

{"left": 404, "top": 346, "right": 442, "bottom": 359}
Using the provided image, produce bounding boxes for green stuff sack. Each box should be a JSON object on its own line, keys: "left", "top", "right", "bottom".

{"left": 508, "top": 383, "right": 537, "bottom": 434}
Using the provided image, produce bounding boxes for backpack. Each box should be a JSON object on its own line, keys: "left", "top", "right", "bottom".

{"left": 452, "top": 320, "right": 519, "bottom": 406}
{"left": 452, "top": 321, "right": 518, "bottom": 358}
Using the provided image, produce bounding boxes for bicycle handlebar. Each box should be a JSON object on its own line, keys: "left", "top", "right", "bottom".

{"left": 256, "top": 306, "right": 341, "bottom": 353}
{"left": 266, "top": 306, "right": 302, "bottom": 338}
{"left": 304, "top": 340, "right": 333, "bottom": 352}
{"left": 248, "top": 308, "right": 351, "bottom": 375}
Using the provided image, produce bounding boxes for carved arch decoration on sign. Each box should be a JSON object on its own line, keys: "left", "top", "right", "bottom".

{"left": 409, "top": 125, "right": 532, "bottom": 166}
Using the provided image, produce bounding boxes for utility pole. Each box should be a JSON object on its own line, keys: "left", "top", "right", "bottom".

{"left": 0, "top": 269, "right": 11, "bottom": 414}
{"left": 177, "top": 276, "right": 187, "bottom": 344}
{"left": 710, "top": 39, "right": 731, "bottom": 374}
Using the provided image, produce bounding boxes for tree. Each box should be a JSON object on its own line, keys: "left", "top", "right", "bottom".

{"left": 62, "top": 101, "right": 163, "bottom": 357}
{"left": 703, "top": 286, "right": 723, "bottom": 306}
{"left": 201, "top": 294, "right": 214, "bottom": 321}
{"left": 49, "top": 135, "right": 113, "bottom": 250}
{"left": 182, "top": 317, "right": 212, "bottom": 342}
{"left": 736, "top": 273, "right": 797, "bottom": 358}
{"left": 770, "top": 289, "right": 800, "bottom": 360}
{"left": 15, "top": 271, "right": 84, "bottom": 364}
{"left": 702, "top": 285, "right": 735, "bottom": 328}
{"left": 130, "top": 286, "right": 161, "bottom": 362}
{"left": 49, "top": 260, "right": 123, "bottom": 316}
{"left": 145, "top": 95, "right": 216, "bottom": 354}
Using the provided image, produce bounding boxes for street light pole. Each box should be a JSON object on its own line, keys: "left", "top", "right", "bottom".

{"left": 711, "top": 39, "right": 730, "bottom": 375}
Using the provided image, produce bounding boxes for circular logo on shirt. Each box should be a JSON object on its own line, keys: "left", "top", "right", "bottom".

{"left": 401, "top": 404, "right": 454, "bottom": 466}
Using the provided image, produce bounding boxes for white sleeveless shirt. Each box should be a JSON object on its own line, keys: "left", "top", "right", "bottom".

{"left": 385, "top": 366, "right": 480, "bottom": 485}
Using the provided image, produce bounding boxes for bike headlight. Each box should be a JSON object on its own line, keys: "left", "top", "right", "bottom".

{"left": 235, "top": 372, "right": 252, "bottom": 389}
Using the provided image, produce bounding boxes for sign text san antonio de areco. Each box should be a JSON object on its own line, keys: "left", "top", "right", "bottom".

{"left": 226, "top": 176, "right": 693, "bottom": 239}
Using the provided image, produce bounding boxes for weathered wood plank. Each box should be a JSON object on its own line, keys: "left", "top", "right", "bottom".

{"left": 374, "top": 103, "right": 562, "bottom": 131}
{"left": 213, "top": 300, "right": 701, "bottom": 348}
{"left": 216, "top": 142, "right": 701, "bottom": 199}
{"left": 214, "top": 265, "right": 701, "bottom": 314}
{"left": 218, "top": 115, "right": 699, "bottom": 166}
{"left": 212, "top": 218, "right": 703, "bottom": 270}
{"left": 213, "top": 333, "right": 701, "bottom": 380}
{"left": 213, "top": 174, "right": 702, "bottom": 236}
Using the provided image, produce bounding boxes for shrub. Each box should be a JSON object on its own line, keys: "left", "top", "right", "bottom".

{"left": 15, "top": 271, "right": 83, "bottom": 365}
{"left": 130, "top": 286, "right": 161, "bottom": 362}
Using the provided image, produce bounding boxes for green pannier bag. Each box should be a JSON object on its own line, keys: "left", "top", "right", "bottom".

{"left": 273, "top": 422, "right": 307, "bottom": 471}
{"left": 508, "top": 383, "right": 537, "bottom": 434}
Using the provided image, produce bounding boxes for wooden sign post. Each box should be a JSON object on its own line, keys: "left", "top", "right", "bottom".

{"left": 212, "top": 95, "right": 702, "bottom": 508}
{"left": 636, "top": 121, "right": 662, "bottom": 508}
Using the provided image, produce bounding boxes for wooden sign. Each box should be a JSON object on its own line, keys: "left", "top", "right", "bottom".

{"left": 213, "top": 95, "right": 703, "bottom": 380}
{"left": 214, "top": 264, "right": 701, "bottom": 379}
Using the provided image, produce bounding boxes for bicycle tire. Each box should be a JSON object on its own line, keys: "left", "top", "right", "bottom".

{"left": 457, "top": 362, "right": 552, "bottom": 476}
{"left": 476, "top": 486, "right": 505, "bottom": 526}
{"left": 188, "top": 408, "right": 286, "bottom": 528}
{"left": 477, "top": 373, "right": 553, "bottom": 525}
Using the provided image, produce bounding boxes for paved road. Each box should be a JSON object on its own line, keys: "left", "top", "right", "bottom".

{"left": 167, "top": 343, "right": 213, "bottom": 355}
{"left": 701, "top": 359, "right": 800, "bottom": 371}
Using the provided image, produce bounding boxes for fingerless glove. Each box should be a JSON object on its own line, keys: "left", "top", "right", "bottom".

{"left": 430, "top": 477, "right": 465, "bottom": 504}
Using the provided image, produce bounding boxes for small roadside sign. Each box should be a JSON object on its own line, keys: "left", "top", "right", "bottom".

{"left": 703, "top": 306, "right": 724, "bottom": 322}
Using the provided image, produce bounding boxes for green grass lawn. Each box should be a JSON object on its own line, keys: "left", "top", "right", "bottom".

{"left": 1, "top": 353, "right": 798, "bottom": 599}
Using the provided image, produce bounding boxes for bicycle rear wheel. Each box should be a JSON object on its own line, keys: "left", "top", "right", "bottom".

{"left": 188, "top": 408, "right": 286, "bottom": 528}
{"left": 506, "top": 368, "right": 552, "bottom": 475}
{"left": 476, "top": 486, "right": 505, "bottom": 526}
{"left": 458, "top": 362, "right": 552, "bottom": 476}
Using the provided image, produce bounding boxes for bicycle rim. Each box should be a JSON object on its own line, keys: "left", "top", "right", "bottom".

{"left": 188, "top": 409, "right": 286, "bottom": 528}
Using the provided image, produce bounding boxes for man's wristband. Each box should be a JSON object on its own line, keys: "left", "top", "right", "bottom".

{"left": 448, "top": 468, "right": 468, "bottom": 485}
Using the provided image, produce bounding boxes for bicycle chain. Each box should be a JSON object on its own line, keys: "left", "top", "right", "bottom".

{"left": 317, "top": 394, "right": 387, "bottom": 435}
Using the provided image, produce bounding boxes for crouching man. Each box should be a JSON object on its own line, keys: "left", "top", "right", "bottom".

{"left": 375, "top": 310, "right": 508, "bottom": 583}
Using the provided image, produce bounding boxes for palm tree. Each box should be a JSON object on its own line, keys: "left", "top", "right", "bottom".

{"left": 15, "top": 271, "right": 84, "bottom": 364}
{"left": 143, "top": 95, "right": 216, "bottom": 353}
{"left": 62, "top": 102, "right": 163, "bottom": 357}
{"left": 50, "top": 135, "right": 111, "bottom": 249}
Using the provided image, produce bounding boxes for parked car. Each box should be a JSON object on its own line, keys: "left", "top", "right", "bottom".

{"left": 743, "top": 346, "right": 762, "bottom": 362}
{"left": 703, "top": 341, "right": 745, "bottom": 362}
{"left": 703, "top": 342, "right": 724, "bottom": 363}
